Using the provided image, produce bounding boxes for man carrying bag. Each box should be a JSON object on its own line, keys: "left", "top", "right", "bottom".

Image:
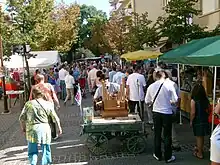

{"left": 145, "top": 70, "right": 178, "bottom": 163}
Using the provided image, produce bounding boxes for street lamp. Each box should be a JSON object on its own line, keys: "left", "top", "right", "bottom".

{"left": 0, "top": 0, "right": 9, "bottom": 114}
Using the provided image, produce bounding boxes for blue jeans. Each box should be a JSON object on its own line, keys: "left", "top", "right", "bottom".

{"left": 28, "top": 142, "right": 52, "bottom": 165}
{"left": 60, "top": 80, "right": 66, "bottom": 100}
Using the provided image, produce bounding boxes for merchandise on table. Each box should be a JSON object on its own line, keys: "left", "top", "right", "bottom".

{"left": 83, "top": 107, "right": 94, "bottom": 124}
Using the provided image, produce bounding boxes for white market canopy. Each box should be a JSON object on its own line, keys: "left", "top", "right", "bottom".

{"left": 4, "top": 51, "right": 61, "bottom": 68}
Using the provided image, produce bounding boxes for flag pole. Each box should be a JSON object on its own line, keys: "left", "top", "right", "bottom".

{"left": 75, "top": 84, "right": 83, "bottom": 119}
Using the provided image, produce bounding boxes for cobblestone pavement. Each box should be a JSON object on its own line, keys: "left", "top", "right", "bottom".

{"left": 0, "top": 99, "right": 22, "bottom": 149}
{"left": 0, "top": 96, "right": 211, "bottom": 165}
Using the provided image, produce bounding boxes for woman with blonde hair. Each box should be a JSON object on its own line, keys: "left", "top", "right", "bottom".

{"left": 19, "top": 86, "right": 62, "bottom": 165}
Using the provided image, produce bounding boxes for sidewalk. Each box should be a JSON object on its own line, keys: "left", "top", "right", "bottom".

{"left": 88, "top": 152, "right": 210, "bottom": 165}
{"left": 0, "top": 96, "right": 211, "bottom": 165}
{"left": 0, "top": 99, "right": 21, "bottom": 149}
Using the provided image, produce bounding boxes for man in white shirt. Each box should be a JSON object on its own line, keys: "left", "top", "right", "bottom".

{"left": 126, "top": 65, "right": 146, "bottom": 120}
{"left": 94, "top": 82, "right": 120, "bottom": 100}
{"left": 64, "top": 70, "right": 75, "bottom": 106}
{"left": 88, "top": 64, "right": 98, "bottom": 93}
{"left": 113, "top": 65, "right": 126, "bottom": 85}
{"left": 145, "top": 70, "right": 178, "bottom": 163}
{"left": 59, "top": 64, "right": 68, "bottom": 100}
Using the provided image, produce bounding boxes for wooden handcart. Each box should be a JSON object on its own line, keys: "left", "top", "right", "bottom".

{"left": 83, "top": 78, "right": 147, "bottom": 155}
{"left": 82, "top": 111, "right": 147, "bottom": 155}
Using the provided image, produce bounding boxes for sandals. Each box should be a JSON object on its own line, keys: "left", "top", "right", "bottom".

{"left": 193, "top": 151, "right": 204, "bottom": 159}
{"left": 194, "top": 146, "right": 198, "bottom": 153}
{"left": 193, "top": 146, "right": 204, "bottom": 159}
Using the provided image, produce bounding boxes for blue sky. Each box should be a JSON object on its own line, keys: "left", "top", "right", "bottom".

{"left": 59, "top": 0, "right": 111, "bottom": 15}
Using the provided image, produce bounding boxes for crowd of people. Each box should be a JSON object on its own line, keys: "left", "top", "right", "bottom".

{"left": 17, "top": 60, "right": 220, "bottom": 165}
{"left": 87, "top": 61, "right": 220, "bottom": 164}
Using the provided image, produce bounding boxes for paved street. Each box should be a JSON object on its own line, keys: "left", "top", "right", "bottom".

{"left": 0, "top": 96, "right": 211, "bottom": 165}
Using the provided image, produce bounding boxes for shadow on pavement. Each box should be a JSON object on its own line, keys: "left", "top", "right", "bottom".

{"left": 0, "top": 96, "right": 212, "bottom": 165}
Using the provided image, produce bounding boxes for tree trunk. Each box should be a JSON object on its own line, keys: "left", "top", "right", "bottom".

{"left": 23, "top": 45, "right": 31, "bottom": 101}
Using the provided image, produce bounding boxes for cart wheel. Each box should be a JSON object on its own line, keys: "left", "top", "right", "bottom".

{"left": 126, "top": 135, "right": 146, "bottom": 154}
{"left": 86, "top": 133, "right": 108, "bottom": 155}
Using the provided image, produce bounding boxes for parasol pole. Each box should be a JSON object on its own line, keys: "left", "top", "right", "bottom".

{"left": 137, "top": 79, "right": 143, "bottom": 120}
{"left": 212, "top": 66, "right": 217, "bottom": 131}
{"left": 156, "top": 58, "right": 159, "bottom": 66}
{"left": 177, "top": 64, "right": 183, "bottom": 125}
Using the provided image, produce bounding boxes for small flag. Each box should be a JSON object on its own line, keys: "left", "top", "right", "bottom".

{"left": 75, "top": 85, "right": 82, "bottom": 106}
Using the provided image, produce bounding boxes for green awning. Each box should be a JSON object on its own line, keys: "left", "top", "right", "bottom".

{"left": 160, "top": 36, "right": 220, "bottom": 66}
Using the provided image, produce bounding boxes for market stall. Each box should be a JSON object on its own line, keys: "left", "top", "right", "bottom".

{"left": 160, "top": 35, "right": 220, "bottom": 129}
{"left": 4, "top": 50, "right": 60, "bottom": 68}
{"left": 2, "top": 51, "right": 60, "bottom": 108}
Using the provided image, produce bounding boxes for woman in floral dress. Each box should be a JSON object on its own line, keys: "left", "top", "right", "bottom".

{"left": 19, "top": 86, "right": 62, "bottom": 165}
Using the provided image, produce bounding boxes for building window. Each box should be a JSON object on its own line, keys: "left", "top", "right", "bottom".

{"left": 162, "top": 0, "right": 171, "bottom": 6}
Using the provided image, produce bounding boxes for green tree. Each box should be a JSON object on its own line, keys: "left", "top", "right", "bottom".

{"left": 4, "top": 0, "right": 54, "bottom": 94}
{"left": 1, "top": 14, "right": 15, "bottom": 57}
{"left": 157, "top": 0, "right": 206, "bottom": 44}
{"left": 79, "top": 5, "right": 107, "bottom": 48}
{"left": 84, "top": 17, "right": 111, "bottom": 55}
{"left": 40, "top": 2, "right": 80, "bottom": 52}
{"left": 103, "top": 17, "right": 128, "bottom": 55}
{"left": 126, "top": 12, "right": 160, "bottom": 51}
{"left": 199, "top": 24, "right": 220, "bottom": 38}
{"left": 75, "top": 47, "right": 95, "bottom": 59}
{"left": 6, "top": 0, "right": 54, "bottom": 50}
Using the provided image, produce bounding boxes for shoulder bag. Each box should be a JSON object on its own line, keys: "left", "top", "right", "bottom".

{"left": 36, "top": 99, "right": 52, "bottom": 124}
{"left": 148, "top": 82, "right": 164, "bottom": 108}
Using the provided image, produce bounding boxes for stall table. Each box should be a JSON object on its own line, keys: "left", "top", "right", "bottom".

{"left": 180, "top": 90, "right": 191, "bottom": 118}
{"left": 6, "top": 90, "right": 25, "bottom": 109}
